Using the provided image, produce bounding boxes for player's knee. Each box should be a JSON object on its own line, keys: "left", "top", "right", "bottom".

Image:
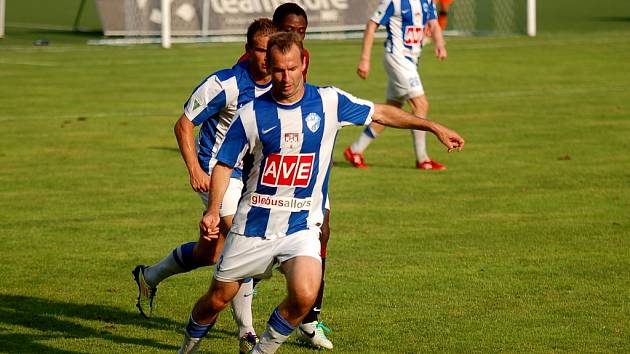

{"left": 193, "top": 292, "right": 228, "bottom": 319}
{"left": 293, "top": 288, "right": 319, "bottom": 311}
{"left": 206, "top": 291, "right": 231, "bottom": 312}
{"left": 192, "top": 246, "right": 213, "bottom": 266}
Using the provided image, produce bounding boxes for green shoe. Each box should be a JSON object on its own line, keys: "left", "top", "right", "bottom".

{"left": 297, "top": 320, "right": 333, "bottom": 350}
{"left": 239, "top": 332, "right": 258, "bottom": 354}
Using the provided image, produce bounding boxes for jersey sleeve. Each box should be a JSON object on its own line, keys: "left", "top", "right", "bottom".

{"left": 215, "top": 115, "right": 249, "bottom": 168}
{"left": 427, "top": 0, "right": 438, "bottom": 21}
{"left": 334, "top": 88, "right": 374, "bottom": 127}
{"left": 183, "top": 74, "right": 227, "bottom": 126}
{"left": 370, "top": 0, "right": 395, "bottom": 26}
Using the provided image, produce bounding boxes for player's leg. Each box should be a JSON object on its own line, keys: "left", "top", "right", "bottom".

{"left": 298, "top": 208, "right": 333, "bottom": 349}
{"left": 133, "top": 178, "right": 240, "bottom": 318}
{"left": 132, "top": 228, "right": 227, "bottom": 318}
{"left": 252, "top": 231, "right": 321, "bottom": 354}
{"left": 408, "top": 94, "right": 446, "bottom": 170}
{"left": 179, "top": 278, "right": 242, "bottom": 354}
{"left": 345, "top": 121, "right": 387, "bottom": 167}
{"left": 180, "top": 231, "right": 275, "bottom": 354}
{"left": 345, "top": 54, "right": 407, "bottom": 168}
{"left": 254, "top": 256, "right": 322, "bottom": 354}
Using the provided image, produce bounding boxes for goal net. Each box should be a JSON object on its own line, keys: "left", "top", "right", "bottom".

{"left": 445, "top": 0, "right": 533, "bottom": 36}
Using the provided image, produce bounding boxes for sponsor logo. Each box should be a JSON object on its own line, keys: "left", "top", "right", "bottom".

{"left": 210, "top": 0, "right": 349, "bottom": 15}
{"left": 250, "top": 193, "right": 312, "bottom": 211}
{"left": 261, "top": 153, "right": 315, "bottom": 187}
{"left": 305, "top": 112, "right": 321, "bottom": 133}
{"left": 404, "top": 26, "right": 423, "bottom": 45}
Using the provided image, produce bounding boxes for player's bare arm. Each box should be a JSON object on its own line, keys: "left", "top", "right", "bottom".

{"left": 428, "top": 19, "right": 447, "bottom": 60}
{"left": 357, "top": 20, "right": 379, "bottom": 79}
{"left": 372, "top": 103, "right": 464, "bottom": 152}
{"left": 199, "top": 162, "right": 233, "bottom": 240}
{"left": 175, "top": 114, "right": 210, "bottom": 193}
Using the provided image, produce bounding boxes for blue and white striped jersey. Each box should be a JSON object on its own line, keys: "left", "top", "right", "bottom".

{"left": 183, "top": 60, "right": 272, "bottom": 177}
{"left": 216, "top": 84, "right": 375, "bottom": 239}
{"left": 371, "top": 0, "right": 437, "bottom": 64}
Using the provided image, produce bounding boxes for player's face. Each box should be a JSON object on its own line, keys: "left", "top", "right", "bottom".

{"left": 280, "top": 14, "right": 307, "bottom": 40}
{"left": 247, "top": 34, "right": 270, "bottom": 78}
{"left": 269, "top": 44, "right": 305, "bottom": 102}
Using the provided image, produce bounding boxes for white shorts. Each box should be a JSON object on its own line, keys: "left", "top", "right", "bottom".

{"left": 197, "top": 177, "right": 243, "bottom": 217}
{"left": 383, "top": 53, "right": 425, "bottom": 104}
{"left": 213, "top": 229, "right": 322, "bottom": 282}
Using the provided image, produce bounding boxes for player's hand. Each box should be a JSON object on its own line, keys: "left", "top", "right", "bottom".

{"left": 435, "top": 45, "right": 447, "bottom": 61}
{"left": 357, "top": 59, "right": 370, "bottom": 79}
{"left": 190, "top": 166, "right": 210, "bottom": 193}
{"left": 433, "top": 126, "right": 464, "bottom": 152}
{"left": 199, "top": 213, "right": 220, "bottom": 241}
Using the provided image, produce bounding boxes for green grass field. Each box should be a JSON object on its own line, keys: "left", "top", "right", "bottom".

{"left": 1, "top": 1, "right": 630, "bottom": 353}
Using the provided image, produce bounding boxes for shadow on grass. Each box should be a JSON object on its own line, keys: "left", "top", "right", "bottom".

{"left": 0, "top": 294, "right": 232, "bottom": 352}
{"left": 3, "top": 27, "right": 103, "bottom": 44}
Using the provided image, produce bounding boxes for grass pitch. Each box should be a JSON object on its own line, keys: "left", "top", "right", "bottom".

{"left": 1, "top": 3, "right": 630, "bottom": 353}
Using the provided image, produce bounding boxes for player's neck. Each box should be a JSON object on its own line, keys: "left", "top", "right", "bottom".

{"left": 251, "top": 72, "right": 271, "bottom": 86}
{"left": 272, "top": 85, "right": 305, "bottom": 105}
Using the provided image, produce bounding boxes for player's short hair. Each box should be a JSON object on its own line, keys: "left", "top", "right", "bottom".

{"left": 266, "top": 31, "right": 304, "bottom": 65}
{"left": 246, "top": 18, "right": 278, "bottom": 49}
{"left": 272, "top": 2, "right": 308, "bottom": 26}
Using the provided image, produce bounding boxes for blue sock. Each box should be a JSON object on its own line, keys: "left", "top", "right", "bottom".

{"left": 363, "top": 126, "right": 377, "bottom": 138}
{"left": 185, "top": 315, "right": 215, "bottom": 338}
{"left": 268, "top": 307, "right": 295, "bottom": 336}
{"left": 172, "top": 242, "right": 199, "bottom": 271}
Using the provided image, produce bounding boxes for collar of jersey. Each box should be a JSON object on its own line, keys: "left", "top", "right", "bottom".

{"left": 271, "top": 84, "right": 311, "bottom": 110}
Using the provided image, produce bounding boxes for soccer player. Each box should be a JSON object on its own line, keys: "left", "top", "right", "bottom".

{"left": 345, "top": 0, "right": 448, "bottom": 170}
{"left": 177, "top": 31, "right": 464, "bottom": 354}
{"left": 436, "top": 0, "right": 453, "bottom": 30}
{"left": 132, "top": 18, "right": 277, "bottom": 352}
{"left": 241, "top": 4, "right": 333, "bottom": 349}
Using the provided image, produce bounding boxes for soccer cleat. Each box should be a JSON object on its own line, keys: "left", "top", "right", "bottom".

{"left": 132, "top": 265, "right": 157, "bottom": 318}
{"left": 343, "top": 146, "right": 368, "bottom": 169}
{"left": 416, "top": 159, "right": 446, "bottom": 170}
{"left": 239, "top": 332, "right": 259, "bottom": 354}
{"left": 297, "top": 321, "right": 333, "bottom": 350}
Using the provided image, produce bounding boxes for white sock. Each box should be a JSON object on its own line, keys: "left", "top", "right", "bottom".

{"left": 178, "top": 330, "right": 203, "bottom": 354}
{"left": 411, "top": 130, "right": 429, "bottom": 162}
{"left": 143, "top": 252, "right": 185, "bottom": 288}
{"left": 252, "top": 325, "right": 291, "bottom": 354}
{"left": 252, "top": 308, "right": 295, "bottom": 354}
{"left": 231, "top": 278, "right": 256, "bottom": 337}
{"left": 351, "top": 126, "right": 379, "bottom": 153}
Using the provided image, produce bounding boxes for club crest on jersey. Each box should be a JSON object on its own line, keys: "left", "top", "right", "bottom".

{"left": 283, "top": 132, "right": 302, "bottom": 149}
{"left": 305, "top": 113, "right": 321, "bottom": 133}
{"left": 261, "top": 153, "right": 315, "bottom": 187}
